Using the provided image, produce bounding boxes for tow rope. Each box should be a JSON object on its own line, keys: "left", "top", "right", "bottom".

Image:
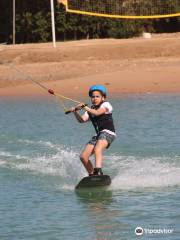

{"left": 6, "top": 63, "right": 85, "bottom": 114}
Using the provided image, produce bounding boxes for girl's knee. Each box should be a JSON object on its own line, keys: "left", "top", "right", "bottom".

{"left": 80, "top": 152, "right": 86, "bottom": 162}
{"left": 94, "top": 146, "right": 102, "bottom": 154}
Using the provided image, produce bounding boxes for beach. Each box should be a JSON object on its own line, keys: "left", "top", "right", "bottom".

{"left": 0, "top": 32, "right": 180, "bottom": 97}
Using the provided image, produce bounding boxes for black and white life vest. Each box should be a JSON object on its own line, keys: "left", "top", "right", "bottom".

{"left": 88, "top": 102, "right": 115, "bottom": 134}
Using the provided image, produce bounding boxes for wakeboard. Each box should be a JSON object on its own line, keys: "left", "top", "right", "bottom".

{"left": 75, "top": 175, "right": 111, "bottom": 189}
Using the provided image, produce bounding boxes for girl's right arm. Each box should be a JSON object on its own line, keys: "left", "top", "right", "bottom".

{"left": 71, "top": 108, "right": 88, "bottom": 123}
{"left": 74, "top": 111, "right": 86, "bottom": 123}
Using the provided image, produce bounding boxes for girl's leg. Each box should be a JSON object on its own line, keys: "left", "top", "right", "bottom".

{"left": 80, "top": 144, "right": 94, "bottom": 175}
{"left": 94, "top": 139, "right": 108, "bottom": 168}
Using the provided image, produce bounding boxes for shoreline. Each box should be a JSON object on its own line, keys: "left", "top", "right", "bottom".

{"left": 1, "top": 65, "right": 180, "bottom": 97}
{"left": 1, "top": 34, "right": 180, "bottom": 97}
{"left": 1, "top": 72, "right": 180, "bottom": 98}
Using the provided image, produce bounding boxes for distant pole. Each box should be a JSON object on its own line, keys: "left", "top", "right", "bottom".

{"left": 50, "top": 0, "right": 56, "bottom": 48}
{"left": 13, "top": 0, "right": 15, "bottom": 44}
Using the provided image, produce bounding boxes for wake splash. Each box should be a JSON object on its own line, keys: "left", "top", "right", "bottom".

{"left": 1, "top": 138, "right": 180, "bottom": 190}
{"left": 109, "top": 155, "right": 180, "bottom": 190}
{"left": 0, "top": 139, "right": 85, "bottom": 188}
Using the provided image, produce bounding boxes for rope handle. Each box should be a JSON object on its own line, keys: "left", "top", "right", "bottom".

{"left": 65, "top": 104, "right": 87, "bottom": 114}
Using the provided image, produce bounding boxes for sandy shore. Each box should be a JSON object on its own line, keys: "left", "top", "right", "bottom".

{"left": 0, "top": 33, "right": 180, "bottom": 98}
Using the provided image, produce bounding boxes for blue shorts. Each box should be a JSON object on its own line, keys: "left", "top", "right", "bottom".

{"left": 88, "top": 131, "right": 116, "bottom": 148}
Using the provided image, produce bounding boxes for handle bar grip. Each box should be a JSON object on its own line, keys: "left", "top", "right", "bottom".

{"left": 65, "top": 110, "right": 72, "bottom": 114}
{"left": 65, "top": 104, "right": 87, "bottom": 115}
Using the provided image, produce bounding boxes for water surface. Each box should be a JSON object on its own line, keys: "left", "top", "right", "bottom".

{"left": 0, "top": 94, "right": 180, "bottom": 239}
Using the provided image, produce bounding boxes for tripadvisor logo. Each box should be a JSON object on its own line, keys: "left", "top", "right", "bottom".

{"left": 135, "top": 226, "right": 174, "bottom": 236}
{"left": 135, "top": 227, "right": 143, "bottom": 236}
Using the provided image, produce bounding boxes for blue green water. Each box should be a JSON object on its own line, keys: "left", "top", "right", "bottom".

{"left": 0, "top": 94, "right": 180, "bottom": 239}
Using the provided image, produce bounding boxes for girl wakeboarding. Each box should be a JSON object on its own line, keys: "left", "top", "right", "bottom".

{"left": 70, "top": 85, "right": 116, "bottom": 176}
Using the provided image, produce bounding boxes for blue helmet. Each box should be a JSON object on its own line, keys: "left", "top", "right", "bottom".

{"left": 89, "top": 85, "right": 107, "bottom": 97}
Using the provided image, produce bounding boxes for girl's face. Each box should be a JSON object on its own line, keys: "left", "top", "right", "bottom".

{"left": 91, "top": 91, "right": 104, "bottom": 106}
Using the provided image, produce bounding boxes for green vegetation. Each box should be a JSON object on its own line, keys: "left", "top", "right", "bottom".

{"left": 0, "top": 1, "right": 179, "bottom": 44}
